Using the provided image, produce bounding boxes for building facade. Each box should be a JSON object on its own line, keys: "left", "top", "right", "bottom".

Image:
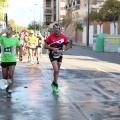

{"left": 63, "top": 0, "right": 120, "bottom": 46}
{"left": 43, "top": 0, "right": 65, "bottom": 25}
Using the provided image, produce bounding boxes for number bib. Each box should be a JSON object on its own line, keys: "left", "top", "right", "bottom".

{"left": 4, "top": 46, "right": 12, "bottom": 54}
{"left": 52, "top": 51, "right": 61, "bottom": 58}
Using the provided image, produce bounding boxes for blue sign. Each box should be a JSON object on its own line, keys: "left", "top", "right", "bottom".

{"left": 79, "top": 20, "right": 85, "bottom": 25}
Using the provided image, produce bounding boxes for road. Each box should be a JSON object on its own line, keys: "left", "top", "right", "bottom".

{"left": 40, "top": 48, "right": 120, "bottom": 120}
{"left": 0, "top": 46, "right": 120, "bottom": 120}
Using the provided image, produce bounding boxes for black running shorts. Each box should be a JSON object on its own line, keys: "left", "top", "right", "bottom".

{"left": 1, "top": 62, "right": 16, "bottom": 68}
{"left": 49, "top": 51, "right": 63, "bottom": 63}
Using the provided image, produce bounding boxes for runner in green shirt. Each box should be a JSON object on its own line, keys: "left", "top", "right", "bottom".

{"left": 0, "top": 25, "right": 23, "bottom": 98}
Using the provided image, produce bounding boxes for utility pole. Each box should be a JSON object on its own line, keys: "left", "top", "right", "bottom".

{"left": 87, "top": 0, "right": 90, "bottom": 46}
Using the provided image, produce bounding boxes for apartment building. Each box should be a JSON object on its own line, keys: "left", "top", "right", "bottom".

{"left": 64, "top": 0, "right": 94, "bottom": 21}
{"left": 43, "top": 0, "right": 65, "bottom": 25}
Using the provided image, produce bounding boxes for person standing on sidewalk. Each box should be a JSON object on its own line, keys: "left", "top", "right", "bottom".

{"left": 0, "top": 25, "right": 23, "bottom": 98}
{"left": 68, "top": 35, "right": 72, "bottom": 48}
{"left": 44, "top": 23, "right": 70, "bottom": 92}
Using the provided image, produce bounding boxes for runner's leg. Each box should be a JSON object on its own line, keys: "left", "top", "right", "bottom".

{"left": 51, "top": 61, "right": 61, "bottom": 84}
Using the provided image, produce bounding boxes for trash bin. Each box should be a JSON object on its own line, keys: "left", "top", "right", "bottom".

{"left": 104, "top": 35, "right": 120, "bottom": 52}
{"left": 95, "top": 33, "right": 108, "bottom": 52}
{"left": 93, "top": 34, "right": 97, "bottom": 50}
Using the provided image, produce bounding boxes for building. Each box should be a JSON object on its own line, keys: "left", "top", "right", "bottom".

{"left": 64, "top": 0, "right": 94, "bottom": 21}
{"left": 43, "top": 0, "right": 66, "bottom": 26}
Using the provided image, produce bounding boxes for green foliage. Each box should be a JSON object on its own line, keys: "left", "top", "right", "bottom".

{"left": 41, "top": 23, "right": 47, "bottom": 29}
{"left": 99, "top": 0, "right": 120, "bottom": 22}
{"left": 28, "top": 20, "right": 41, "bottom": 31}
{"left": 73, "top": 21, "right": 83, "bottom": 31}
{"left": 0, "top": 0, "right": 10, "bottom": 20}
{"left": 60, "top": 13, "right": 72, "bottom": 29}
{"left": 89, "top": 0, "right": 120, "bottom": 24}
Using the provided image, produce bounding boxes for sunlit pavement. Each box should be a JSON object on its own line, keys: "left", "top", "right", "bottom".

{"left": 0, "top": 45, "right": 120, "bottom": 120}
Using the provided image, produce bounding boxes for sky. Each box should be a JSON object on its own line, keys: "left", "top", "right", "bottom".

{"left": 5, "top": 0, "right": 43, "bottom": 26}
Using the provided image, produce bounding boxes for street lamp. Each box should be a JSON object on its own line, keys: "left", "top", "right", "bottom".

{"left": 87, "top": 0, "right": 90, "bottom": 46}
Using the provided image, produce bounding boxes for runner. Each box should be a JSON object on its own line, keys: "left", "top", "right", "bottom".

{"left": 44, "top": 23, "right": 70, "bottom": 92}
{"left": 0, "top": 25, "right": 22, "bottom": 98}
{"left": 26, "top": 30, "right": 37, "bottom": 64}
{"left": 35, "top": 32, "right": 43, "bottom": 64}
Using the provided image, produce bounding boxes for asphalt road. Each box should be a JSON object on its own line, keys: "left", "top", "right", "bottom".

{"left": 0, "top": 46, "right": 120, "bottom": 120}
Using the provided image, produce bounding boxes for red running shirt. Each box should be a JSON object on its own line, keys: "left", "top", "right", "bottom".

{"left": 46, "top": 34, "right": 69, "bottom": 48}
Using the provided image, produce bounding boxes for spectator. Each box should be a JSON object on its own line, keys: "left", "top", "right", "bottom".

{"left": 68, "top": 35, "right": 72, "bottom": 48}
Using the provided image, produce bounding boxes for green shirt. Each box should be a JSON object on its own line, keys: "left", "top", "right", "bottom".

{"left": 0, "top": 36, "right": 20, "bottom": 62}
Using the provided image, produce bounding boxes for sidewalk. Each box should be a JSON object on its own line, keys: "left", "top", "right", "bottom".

{"left": 67, "top": 45, "right": 120, "bottom": 64}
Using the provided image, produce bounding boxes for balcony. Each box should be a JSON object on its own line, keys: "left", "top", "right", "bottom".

{"left": 64, "top": 5, "right": 68, "bottom": 10}
{"left": 71, "top": 1, "right": 75, "bottom": 7}
{"left": 44, "top": 21, "right": 52, "bottom": 25}
{"left": 64, "top": 4, "right": 72, "bottom": 10}
{"left": 67, "top": 3, "right": 72, "bottom": 9}
{"left": 71, "top": 0, "right": 80, "bottom": 7}
{"left": 44, "top": 9, "right": 53, "bottom": 15}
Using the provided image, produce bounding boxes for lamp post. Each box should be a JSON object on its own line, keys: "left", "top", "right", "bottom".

{"left": 87, "top": 0, "right": 90, "bottom": 46}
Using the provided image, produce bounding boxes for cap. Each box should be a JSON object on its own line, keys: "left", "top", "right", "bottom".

{"left": 53, "top": 24, "right": 61, "bottom": 29}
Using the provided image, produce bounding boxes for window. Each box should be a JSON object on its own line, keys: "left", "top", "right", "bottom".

{"left": 46, "top": 1, "right": 51, "bottom": 7}
{"left": 46, "top": 16, "right": 51, "bottom": 22}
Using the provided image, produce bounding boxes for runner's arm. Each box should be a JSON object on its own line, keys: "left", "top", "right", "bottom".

{"left": 44, "top": 42, "right": 58, "bottom": 52}
{"left": 17, "top": 45, "right": 23, "bottom": 61}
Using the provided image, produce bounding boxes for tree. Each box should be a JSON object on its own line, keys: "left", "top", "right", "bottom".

{"left": 88, "top": 0, "right": 120, "bottom": 34}
{"left": 99, "top": 0, "right": 120, "bottom": 34}
{"left": 89, "top": 11, "right": 106, "bottom": 33}
{"left": 73, "top": 21, "right": 83, "bottom": 42}
{"left": 8, "top": 19, "right": 16, "bottom": 30}
{"left": 0, "top": 0, "right": 10, "bottom": 21}
{"left": 59, "top": 13, "right": 72, "bottom": 35}
{"left": 28, "top": 20, "right": 41, "bottom": 31}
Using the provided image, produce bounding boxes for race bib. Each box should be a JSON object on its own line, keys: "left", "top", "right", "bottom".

{"left": 4, "top": 46, "right": 12, "bottom": 54}
{"left": 52, "top": 51, "right": 61, "bottom": 58}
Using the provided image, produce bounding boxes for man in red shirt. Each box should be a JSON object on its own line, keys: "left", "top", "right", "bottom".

{"left": 44, "top": 24, "right": 70, "bottom": 92}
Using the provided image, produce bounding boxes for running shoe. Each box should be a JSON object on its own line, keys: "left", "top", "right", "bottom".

{"left": 55, "top": 84, "right": 59, "bottom": 92}
{"left": 7, "top": 92, "right": 12, "bottom": 98}
{"left": 51, "top": 82, "right": 59, "bottom": 93}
